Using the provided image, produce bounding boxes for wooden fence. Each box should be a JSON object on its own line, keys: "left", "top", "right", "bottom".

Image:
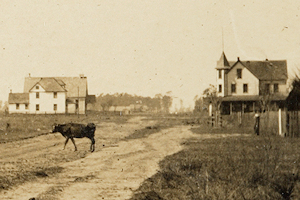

{"left": 206, "top": 109, "right": 300, "bottom": 137}
{"left": 286, "top": 111, "right": 300, "bottom": 137}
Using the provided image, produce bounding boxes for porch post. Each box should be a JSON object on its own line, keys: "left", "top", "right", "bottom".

{"left": 230, "top": 102, "right": 232, "bottom": 115}
{"left": 242, "top": 102, "right": 244, "bottom": 114}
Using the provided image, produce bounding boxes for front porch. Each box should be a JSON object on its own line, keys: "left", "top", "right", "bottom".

{"left": 220, "top": 95, "right": 287, "bottom": 115}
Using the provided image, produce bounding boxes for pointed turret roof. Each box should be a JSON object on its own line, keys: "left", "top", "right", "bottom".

{"left": 216, "top": 51, "right": 230, "bottom": 69}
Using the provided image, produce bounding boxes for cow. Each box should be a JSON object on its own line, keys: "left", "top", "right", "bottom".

{"left": 52, "top": 123, "right": 96, "bottom": 152}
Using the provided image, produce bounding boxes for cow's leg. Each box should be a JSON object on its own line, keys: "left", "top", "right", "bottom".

{"left": 90, "top": 138, "right": 95, "bottom": 152}
{"left": 63, "top": 137, "right": 69, "bottom": 150}
{"left": 70, "top": 138, "right": 77, "bottom": 151}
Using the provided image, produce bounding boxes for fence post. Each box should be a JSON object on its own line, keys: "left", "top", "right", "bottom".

{"left": 278, "top": 108, "right": 283, "bottom": 136}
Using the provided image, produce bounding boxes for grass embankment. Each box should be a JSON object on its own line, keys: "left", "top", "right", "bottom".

{"left": 131, "top": 128, "right": 300, "bottom": 200}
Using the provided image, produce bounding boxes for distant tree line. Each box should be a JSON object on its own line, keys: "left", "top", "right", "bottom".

{"left": 93, "top": 93, "right": 172, "bottom": 113}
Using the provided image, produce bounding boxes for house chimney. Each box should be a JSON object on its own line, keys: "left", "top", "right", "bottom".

{"left": 79, "top": 74, "right": 85, "bottom": 78}
{"left": 10, "top": 89, "right": 12, "bottom": 93}
{"left": 28, "top": 73, "right": 31, "bottom": 77}
{"left": 237, "top": 57, "right": 240, "bottom": 61}
{"left": 265, "top": 58, "right": 268, "bottom": 61}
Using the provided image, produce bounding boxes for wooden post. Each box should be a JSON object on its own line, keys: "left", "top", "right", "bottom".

{"left": 209, "top": 103, "right": 212, "bottom": 116}
{"left": 242, "top": 102, "right": 244, "bottom": 114}
{"left": 279, "top": 108, "right": 283, "bottom": 136}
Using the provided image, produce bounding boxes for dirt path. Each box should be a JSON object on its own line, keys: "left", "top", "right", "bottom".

{"left": 0, "top": 117, "right": 246, "bottom": 200}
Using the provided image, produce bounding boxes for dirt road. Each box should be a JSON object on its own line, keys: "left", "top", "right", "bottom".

{"left": 0, "top": 117, "right": 243, "bottom": 200}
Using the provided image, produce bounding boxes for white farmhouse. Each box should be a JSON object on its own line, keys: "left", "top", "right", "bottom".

{"left": 215, "top": 52, "right": 288, "bottom": 114}
{"left": 8, "top": 74, "right": 94, "bottom": 114}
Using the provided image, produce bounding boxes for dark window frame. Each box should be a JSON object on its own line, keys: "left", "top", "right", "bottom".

{"left": 243, "top": 84, "right": 248, "bottom": 93}
{"left": 265, "top": 83, "right": 270, "bottom": 94}
{"left": 237, "top": 69, "right": 242, "bottom": 79}
{"left": 231, "top": 83, "right": 236, "bottom": 93}
{"left": 274, "top": 83, "right": 279, "bottom": 93}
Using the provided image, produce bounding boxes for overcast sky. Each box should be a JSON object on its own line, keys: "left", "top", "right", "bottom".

{"left": 1, "top": 0, "right": 300, "bottom": 110}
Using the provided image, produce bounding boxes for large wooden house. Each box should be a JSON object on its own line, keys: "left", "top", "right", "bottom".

{"left": 8, "top": 74, "right": 94, "bottom": 114}
{"left": 216, "top": 52, "right": 288, "bottom": 114}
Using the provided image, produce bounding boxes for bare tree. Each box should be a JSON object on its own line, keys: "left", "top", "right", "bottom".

{"left": 202, "top": 84, "right": 222, "bottom": 114}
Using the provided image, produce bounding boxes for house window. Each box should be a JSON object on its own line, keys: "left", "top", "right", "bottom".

{"left": 54, "top": 104, "right": 57, "bottom": 111}
{"left": 218, "top": 84, "right": 222, "bottom": 93}
{"left": 36, "top": 92, "right": 39, "bottom": 99}
{"left": 243, "top": 84, "right": 248, "bottom": 93}
{"left": 265, "top": 84, "right": 270, "bottom": 94}
{"left": 237, "top": 69, "right": 242, "bottom": 79}
{"left": 16, "top": 104, "right": 19, "bottom": 110}
{"left": 36, "top": 85, "right": 39, "bottom": 89}
{"left": 25, "top": 104, "right": 28, "bottom": 109}
{"left": 36, "top": 104, "right": 39, "bottom": 111}
{"left": 231, "top": 84, "right": 236, "bottom": 93}
{"left": 53, "top": 92, "right": 57, "bottom": 98}
{"left": 75, "top": 100, "right": 79, "bottom": 109}
{"left": 274, "top": 83, "right": 279, "bottom": 93}
{"left": 218, "top": 70, "right": 222, "bottom": 79}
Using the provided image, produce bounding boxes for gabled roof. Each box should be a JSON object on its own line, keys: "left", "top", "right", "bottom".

{"left": 229, "top": 59, "right": 287, "bottom": 81}
{"left": 24, "top": 76, "right": 88, "bottom": 97}
{"left": 8, "top": 93, "right": 29, "bottom": 104}
{"left": 58, "top": 77, "right": 87, "bottom": 97}
{"left": 30, "top": 78, "right": 66, "bottom": 92}
{"left": 216, "top": 52, "right": 230, "bottom": 69}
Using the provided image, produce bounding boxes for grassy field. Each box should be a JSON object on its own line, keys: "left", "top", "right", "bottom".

{"left": 0, "top": 111, "right": 131, "bottom": 143}
{"left": 130, "top": 125, "right": 300, "bottom": 200}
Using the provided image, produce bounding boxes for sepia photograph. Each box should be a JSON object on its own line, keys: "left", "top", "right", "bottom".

{"left": 0, "top": 0, "right": 300, "bottom": 199}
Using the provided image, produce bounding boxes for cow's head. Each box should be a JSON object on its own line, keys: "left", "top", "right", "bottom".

{"left": 52, "top": 123, "right": 59, "bottom": 133}
{"left": 87, "top": 123, "right": 96, "bottom": 133}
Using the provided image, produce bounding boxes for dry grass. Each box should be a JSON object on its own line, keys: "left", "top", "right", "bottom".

{"left": 0, "top": 111, "right": 131, "bottom": 143}
{"left": 131, "top": 129, "right": 300, "bottom": 200}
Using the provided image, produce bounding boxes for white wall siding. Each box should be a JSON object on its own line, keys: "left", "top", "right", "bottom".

{"left": 9, "top": 104, "right": 29, "bottom": 114}
{"left": 227, "top": 63, "right": 259, "bottom": 96}
{"left": 79, "top": 99, "right": 85, "bottom": 114}
{"left": 29, "top": 91, "right": 66, "bottom": 114}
